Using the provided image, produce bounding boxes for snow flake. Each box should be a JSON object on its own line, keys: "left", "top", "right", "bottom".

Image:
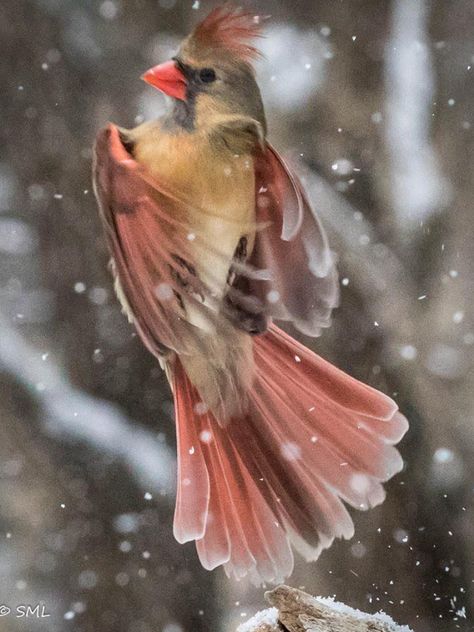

{"left": 281, "top": 442, "right": 302, "bottom": 462}
{"left": 119, "top": 540, "right": 132, "bottom": 553}
{"left": 393, "top": 528, "right": 409, "bottom": 544}
{"left": 194, "top": 401, "right": 208, "bottom": 415}
{"left": 351, "top": 542, "right": 367, "bottom": 558}
{"left": 433, "top": 447, "right": 454, "bottom": 464}
{"left": 155, "top": 283, "right": 174, "bottom": 301}
{"left": 113, "top": 513, "right": 139, "bottom": 534}
{"left": 100, "top": 0, "right": 119, "bottom": 20}
{"left": 115, "top": 572, "right": 129, "bottom": 587}
{"left": 266, "top": 290, "right": 280, "bottom": 304}
{"left": 331, "top": 158, "right": 353, "bottom": 175}
{"left": 199, "top": 430, "right": 213, "bottom": 444}
{"left": 399, "top": 345, "right": 417, "bottom": 361}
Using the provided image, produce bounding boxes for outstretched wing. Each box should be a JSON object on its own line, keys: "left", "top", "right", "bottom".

{"left": 93, "top": 123, "right": 219, "bottom": 358}
{"left": 249, "top": 144, "right": 339, "bottom": 337}
{"left": 94, "top": 124, "right": 338, "bottom": 355}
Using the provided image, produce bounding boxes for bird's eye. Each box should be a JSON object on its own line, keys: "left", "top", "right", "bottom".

{"left": 199, "top": 68, "right": 216, "bottom": 83}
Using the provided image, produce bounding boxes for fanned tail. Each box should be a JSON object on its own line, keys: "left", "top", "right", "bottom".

{"left": 172, "top": 324, "right": 408, "bottom": 584}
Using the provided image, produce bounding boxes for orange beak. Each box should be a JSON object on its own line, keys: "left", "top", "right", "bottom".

{"left": 142, "top": 60, "right": 187, "bottom": 101}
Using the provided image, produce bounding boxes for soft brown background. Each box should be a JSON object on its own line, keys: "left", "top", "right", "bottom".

{"left": 0, "top": 1, "right": 472, "bottom": 631}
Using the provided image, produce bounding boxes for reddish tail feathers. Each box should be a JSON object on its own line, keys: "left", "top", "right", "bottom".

{"left": 172, "top": 325, "right": 408, "bottom": 584}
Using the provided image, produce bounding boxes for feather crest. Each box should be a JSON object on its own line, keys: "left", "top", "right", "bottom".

{"left": 190, "top": 5, "right": 265, "bottom": 63}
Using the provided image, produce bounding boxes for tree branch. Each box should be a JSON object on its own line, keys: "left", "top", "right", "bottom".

{"left": 0, "top": 312, "right": 176, "bottom": 494}
{"left": 238, "top": 586, "right": 413, "bottom": 632}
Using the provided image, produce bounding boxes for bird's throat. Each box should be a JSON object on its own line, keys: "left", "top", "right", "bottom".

{"left": 170, "top": 95, "right": 196, "bottom": 132}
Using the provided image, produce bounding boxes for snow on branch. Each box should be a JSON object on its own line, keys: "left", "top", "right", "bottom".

{"left": 299, "top": 167, "right": 414, "bottom": 313}
{"left": 0, "top": 312, "right": 176, "bottom": 494}
{"left": 238, "top": 585, "right": 413, "bottom": 632}
{"left": 385, "top": 0, "right": 448, "bottom": 227}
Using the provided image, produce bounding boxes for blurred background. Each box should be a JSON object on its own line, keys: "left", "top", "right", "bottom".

{"left": 1, "top": 0, "right": 473, "bottom": 630}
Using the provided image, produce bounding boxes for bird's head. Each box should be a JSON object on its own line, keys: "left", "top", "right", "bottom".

{"left": 142, "top": 6, "right": 266, "bottom": 133}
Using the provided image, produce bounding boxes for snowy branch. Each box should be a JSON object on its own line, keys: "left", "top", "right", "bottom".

{"left": 385, "top": 0, "right": 448, "bottom": 227}
{"left": 299, "top": 167, "right": 416, "bottom": 346}
{"left": 0, "top": 312, "right": 176, "bottom": 494}
{"left": 238, "top": 585, "right": 413, "bottom": 632}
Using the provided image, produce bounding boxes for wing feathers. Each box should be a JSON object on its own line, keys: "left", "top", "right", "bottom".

{"left": 250, "top": 144, "right": 340, "bottom": 337}
{"left": 94, "top": 124, "right": 339, "bottom": 354}
{"left": 94, "top": 124, "right": 241, "bottom": 357}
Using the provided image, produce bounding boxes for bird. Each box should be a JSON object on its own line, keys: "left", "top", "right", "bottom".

{"left": 93, "top": 5, "right": 408, "bottom": 585}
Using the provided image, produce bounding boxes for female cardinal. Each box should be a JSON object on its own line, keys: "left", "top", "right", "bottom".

{"left": 93, "top": 6, "right": 408, "bottom": 584}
